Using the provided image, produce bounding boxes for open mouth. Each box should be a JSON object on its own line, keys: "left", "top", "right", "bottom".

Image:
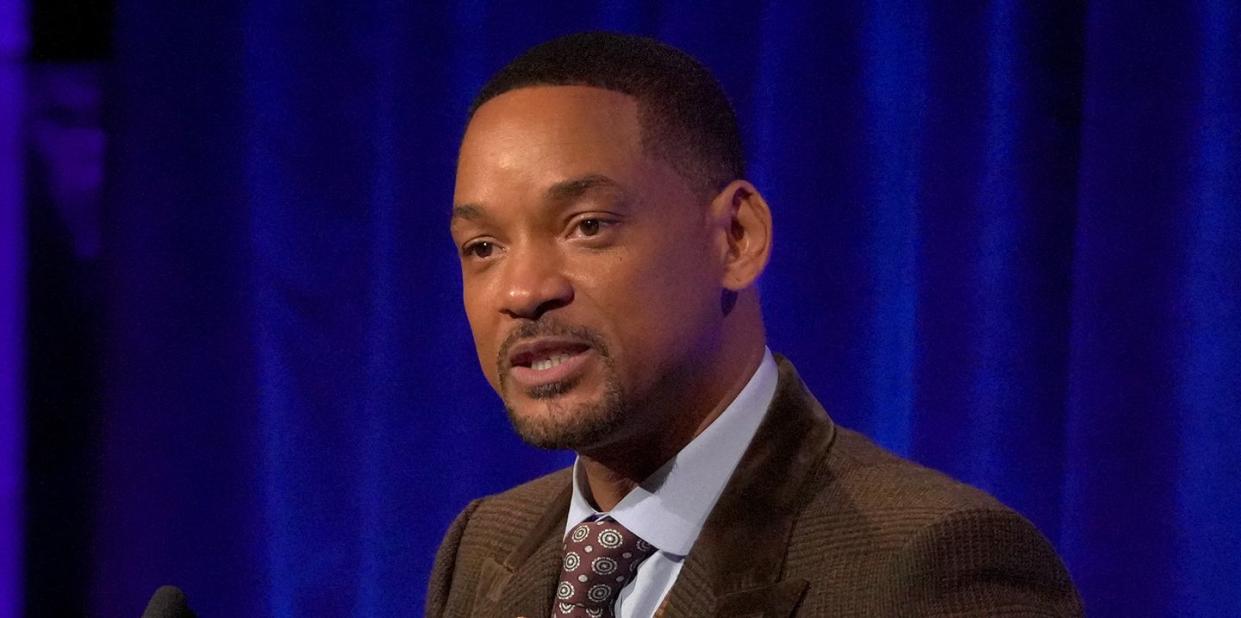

{"left": 509, "top": 341, "right": 591, "bottom": 370}
{"left": 506, "top": 340, "right": 593, "bottom": 389}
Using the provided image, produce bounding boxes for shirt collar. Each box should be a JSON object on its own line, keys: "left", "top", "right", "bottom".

{"left": 565, "top": 348, "right": 779, "bottom": 556}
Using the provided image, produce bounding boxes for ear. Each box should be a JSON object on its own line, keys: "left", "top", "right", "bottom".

{"left": 708, "top": 179, "right": 773, "bottom": 291}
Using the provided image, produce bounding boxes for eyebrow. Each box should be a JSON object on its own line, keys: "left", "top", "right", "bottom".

{"left": 450, "top": 203, "right": 484, "bottom": 222}
{"left": 451, "top": 174, "right": 626, "bottom": 225}
{"left": 546, "top": 173, "right": 624, "bottom": 203}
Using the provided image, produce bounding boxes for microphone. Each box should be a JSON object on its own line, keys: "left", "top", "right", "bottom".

{"left": 141, "top": 585, "right": 197, "bottom": 618}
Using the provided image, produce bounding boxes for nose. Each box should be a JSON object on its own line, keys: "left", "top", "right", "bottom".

{"left": 498, "top": 242, "right": 573, "bottom": 320}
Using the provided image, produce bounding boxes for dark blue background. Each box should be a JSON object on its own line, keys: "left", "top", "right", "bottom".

{"left": 13, "top": 1, "right": 1241, "bottom": 616}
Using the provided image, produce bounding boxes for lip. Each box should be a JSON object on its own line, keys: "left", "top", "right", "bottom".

{"left": 505, "top": 338, "right": 594, "bottom": 390}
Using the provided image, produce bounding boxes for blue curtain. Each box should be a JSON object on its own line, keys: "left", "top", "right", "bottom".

{"left": 0, "top": 2, "right": 26, "bottom": 617}
{"left": 89, "top": 1, "right": 1239, "bottom": 616}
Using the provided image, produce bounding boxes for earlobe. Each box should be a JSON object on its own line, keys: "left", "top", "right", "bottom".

{"left": 713, "top": 180, "right": 773, "bottom": 291}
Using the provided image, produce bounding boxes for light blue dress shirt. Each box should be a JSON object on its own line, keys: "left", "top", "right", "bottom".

{"left": 563, "top": 348, "right": 779, "bottom": 618}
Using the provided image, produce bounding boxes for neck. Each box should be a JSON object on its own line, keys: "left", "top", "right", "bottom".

{"left": 579, "top": 318, "right": 766, "bottom": 511}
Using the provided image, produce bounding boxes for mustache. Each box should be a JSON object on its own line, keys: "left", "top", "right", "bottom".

{"left": 497, "top": 318, "right": 610, "bottom": 370}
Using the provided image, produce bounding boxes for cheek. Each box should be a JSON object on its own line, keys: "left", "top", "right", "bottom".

{"left": 636, "top": 228, "right": 719, "bottom": 306}
{"left": 584, "top": 239, "right": 719, "bottom": 352}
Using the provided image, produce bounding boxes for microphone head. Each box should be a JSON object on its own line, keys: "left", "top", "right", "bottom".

{"left": 141, "top": 585, "right": 196, "bottom": 618}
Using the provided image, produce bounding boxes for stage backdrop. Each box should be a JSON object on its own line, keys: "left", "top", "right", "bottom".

{"left": 75, "top": 1, "right": 1240, "bottom": 616}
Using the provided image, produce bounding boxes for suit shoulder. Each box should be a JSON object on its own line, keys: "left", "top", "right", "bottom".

{"left": 469, "top": 466, "right": 575, "bottom": 513}
{"left": 452, "top": 467, "right": 572, "bottom": 561}
{"left": 790, "top": 425, "right": 1018, "bottom": 558}
{"left": 817, "top": 425, "right": 1006, "bottom": 515}
{"left": 474, "top": 466, "right": 570, "bottom": 508}
{"left": 426, "top": 468, "right": 571, "bottom": 617}
{"left": 788, "top": 427, "right": 1080, "bottom": 614}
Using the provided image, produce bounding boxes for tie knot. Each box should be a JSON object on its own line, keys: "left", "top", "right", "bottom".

{"left": 553, "top": 519, "right": 657, "bottom": 617}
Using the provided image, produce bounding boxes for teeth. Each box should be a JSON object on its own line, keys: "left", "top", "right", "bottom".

{"left": 531, "top": 353, "right": 571, "bottom": 371}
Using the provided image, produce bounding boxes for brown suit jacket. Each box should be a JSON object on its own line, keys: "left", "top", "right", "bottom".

{"left": 427, "top": 358, "right": 1082, "bottom": 617}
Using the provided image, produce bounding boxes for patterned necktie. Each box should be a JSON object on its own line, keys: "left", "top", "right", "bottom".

{"left": 552, "top": 518, "right": 657, "bottom": 618}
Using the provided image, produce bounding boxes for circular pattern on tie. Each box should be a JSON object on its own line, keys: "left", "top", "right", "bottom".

{"left": 587, "top": 584, "right": 612, "bottom": 603}
{"left": 591, "top": 556, "right": 617, "bottom": 575}
{"left": 571, "top": 524, "right": 591, "bottom": 543}
{"left": 552, "top": 519, "right": 659, "bottom": 617}
{"left": 597, "top": 528, "right": 623, "bottom": 548}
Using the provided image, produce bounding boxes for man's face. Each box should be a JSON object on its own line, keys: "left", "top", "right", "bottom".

{"left": 451, "top": 86, "right": 727, "bottom": 451}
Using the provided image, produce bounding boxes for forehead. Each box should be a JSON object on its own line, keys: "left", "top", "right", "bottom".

{"left": 455, "top": 86, "right": 646, "bottom": 200}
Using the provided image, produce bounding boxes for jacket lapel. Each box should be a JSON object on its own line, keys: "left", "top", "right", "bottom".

{"left": 474, "top": 483, "right": 571, "bottom": 618}
{"left": 659, "top": 357, "right": 836, "bottom": 618}
{"left": 475, "top": 358, "right": 836, "bottom": 618}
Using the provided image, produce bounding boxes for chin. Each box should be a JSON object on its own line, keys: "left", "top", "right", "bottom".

{"left": 503, "top": 380, "right": 627, "bottom": 451}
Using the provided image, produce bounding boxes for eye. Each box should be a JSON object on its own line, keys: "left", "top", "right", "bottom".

{"left": 577, "top": 219, "right": 603, "bottom": 237}
{"left": 567, "top": 216, "right": 618, "bottom": 242}
{"left": 463, "top": 240, "right": 496, "bottom": 259}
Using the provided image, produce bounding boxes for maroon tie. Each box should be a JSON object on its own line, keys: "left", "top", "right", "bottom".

{"left": 552, "top": 518, "right": 657, "bottom": 618}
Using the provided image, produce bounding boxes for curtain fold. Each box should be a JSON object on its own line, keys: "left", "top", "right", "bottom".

{"left": 1060, "top": 2, "right": 1241, "bottom": 612}
{"left": 0, "top": 3, "right": 27, "bottom": 618}
{"left": 87, "top": 2, "right": 1240, "bottom": 615}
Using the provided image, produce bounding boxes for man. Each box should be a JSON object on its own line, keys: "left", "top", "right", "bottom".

{"left": 431, "top": 32, "right": 1081, "bottom": 617}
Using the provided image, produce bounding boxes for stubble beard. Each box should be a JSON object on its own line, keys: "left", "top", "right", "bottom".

{"left": 503, "top": 369, "right": 629, "bottom": 450}
{"left": 496, "top": 320, "right": 631, "bottom": 451}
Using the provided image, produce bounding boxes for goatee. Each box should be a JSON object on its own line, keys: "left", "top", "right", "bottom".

{"left": 497, "top": 318, "right": 629, "bottom": 450}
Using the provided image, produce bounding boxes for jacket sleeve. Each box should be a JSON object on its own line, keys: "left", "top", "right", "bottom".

{"left": 425, "top": 499, "right": 483, "bottom": 618}
{"left": 876, "top": 508, "right": 1083, "bottom": 617}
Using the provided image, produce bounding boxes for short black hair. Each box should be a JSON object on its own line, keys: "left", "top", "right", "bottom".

{"left": 469, "top": 31, "right": 745, "bottom": 197}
